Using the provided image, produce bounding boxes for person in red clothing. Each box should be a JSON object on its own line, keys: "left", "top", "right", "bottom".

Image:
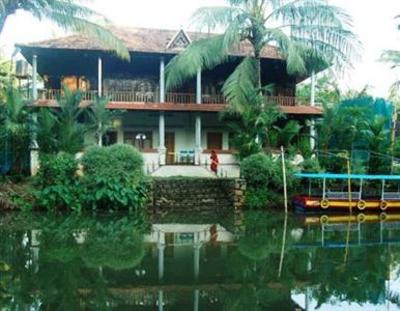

{"left": 210, "top": 150, "right": 219, "bottom": 174}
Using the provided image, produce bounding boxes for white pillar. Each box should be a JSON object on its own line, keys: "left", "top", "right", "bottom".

{"left": 195, "top": 114, "right": 202, "bottom": 165}
{"left": 160, "top": 57, "right": 165, "bottom": 103}
{"left": 310, "top": 70, "right": 316, "bottom": 151}
{"left": 158, "top": 112, "right": 166, "bottom": 165}
{"left": 32, "top": 54, "right": 38, "bottom": 100}
{"left": 98, "top": 57, "right": 103, "bottom": 97}
{"left": 196, "top": 68, "right": 202, "bottom": 104}
{"left": 157, "top": 230, "right": 165, "bottom": 280}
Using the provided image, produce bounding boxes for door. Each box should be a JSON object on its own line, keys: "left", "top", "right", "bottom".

{"left": 207, "top": 132, "right": 223, "bottom": 150}
{"left": 165, "top": 132, "right": 175, "bottom": 165}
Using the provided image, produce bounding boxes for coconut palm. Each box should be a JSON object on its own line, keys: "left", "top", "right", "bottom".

{"left": 166, "top": 0, "right": 359, "bottom": 112}
{"left": 0, "top": 0, "right": 129, "bottom": 60}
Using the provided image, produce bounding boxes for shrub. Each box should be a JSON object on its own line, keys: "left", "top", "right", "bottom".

{"left": 35, "top": 153, "right": 82, "bottom": 211}
{"left": 241, "top": 153, "right": 297, "bottom": 209}
{"left": 300, "top": 158, "right": 324, "bottom": 173}
{"left": 81, "top": 144, "right": 147, "bottom": 210}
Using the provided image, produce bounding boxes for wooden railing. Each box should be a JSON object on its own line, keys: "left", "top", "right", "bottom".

{"left": 37, "top": 89, "right": 299, "bottom": 106}
{"left": 265, "top": 96, "right": 297, "bottom": 106}
{"left": 38, "top": 89, "right": 99, "bottom": 101}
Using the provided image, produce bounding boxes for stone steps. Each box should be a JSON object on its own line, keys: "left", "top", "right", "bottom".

{"left": 150, "top": 178, "right": 246, "bottom": 212}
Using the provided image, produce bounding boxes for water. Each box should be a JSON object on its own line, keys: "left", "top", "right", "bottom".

{"left": 1, "top": 211, "right": 400, "bottom": 310}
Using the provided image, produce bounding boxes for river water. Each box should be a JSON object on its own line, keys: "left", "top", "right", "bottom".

{"left": 0, "top": 211, "right": 399, "bottom": 310}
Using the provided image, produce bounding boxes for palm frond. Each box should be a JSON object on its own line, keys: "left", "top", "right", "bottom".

{"left": 380, "top": 50, "right": 400, "bottom": 69}
{"left": 166, "top": 35, "right": 229, "bottom": 90}
{"left": 191, "top": 6, "right": 242, "bottom": 31}
{"left": 2, "top": 0, "right": 130, "bottom": 60}
{"left": 221, "top": 57, "right": 258, "bottom": 112}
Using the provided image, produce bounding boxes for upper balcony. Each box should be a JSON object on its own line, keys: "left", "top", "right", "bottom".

{"left": 37, "top": 89, "right": 303, "bottom": 111}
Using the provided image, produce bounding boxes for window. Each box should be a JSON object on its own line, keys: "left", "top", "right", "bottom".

{"left": 207, "top": 132, "right": 223, "bottom": 150}
{"left": 124, "top": 131, "right": 153, "bottom": 151}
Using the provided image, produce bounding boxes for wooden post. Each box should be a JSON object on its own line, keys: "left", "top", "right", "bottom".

{"left": 281, "top": 146, "right": 288, "bottom": 214}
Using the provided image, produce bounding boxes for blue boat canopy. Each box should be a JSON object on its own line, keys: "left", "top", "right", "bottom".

{"left": 295, "top": 173, "right": 400, "bottom": 181}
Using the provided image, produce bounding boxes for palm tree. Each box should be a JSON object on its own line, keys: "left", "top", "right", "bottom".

{"left": 0, "top": 86, "right": 30, "bottom": 175}
{"left": 166, "top": 0, "right": 359, "bottom": 112}
{"left": 0, "top": 0, "right": 129, "bottom": 60}
{"left": 53, "top": 87, "right": 87, "bottom": 154}
{"left": 87, "top": 96, "right": 122, "bottom": 146}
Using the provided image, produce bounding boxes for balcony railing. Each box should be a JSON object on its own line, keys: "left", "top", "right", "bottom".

{"left": 37, "top": 89, "right": 300, "bottom": 106}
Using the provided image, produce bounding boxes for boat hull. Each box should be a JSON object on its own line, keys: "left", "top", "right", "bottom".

{"left": 293, "top": 196, "right": 400, "bottom": 212}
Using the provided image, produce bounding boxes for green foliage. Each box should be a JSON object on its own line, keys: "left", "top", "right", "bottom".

{"left": 81, "top": 144, "right": 147, "bottom": 211}
{"left": 0, "top": 86, "right": 30, "bottom": 176}
{"left": 300, "top": 158, "right": 324, "bottom": 173}
{"left": 36, "top": 88, "right": 87, "bottom": 154}
{"left": 81, "top": 218, "right": 145, "bottom": 270}
{"left": 224, "top": 104, "right": 282, "bottom": 159}
{"left": 244, "top": 188, "right": 269, "bottom": 209}
{"left": 34, "top": 153, "right": 82, "bottom": 211}
{"left": 87, "top": 96, "right": 122, "bottom": 146}
{"left": 241, "top": 153, "right": 297, "bottom": 208}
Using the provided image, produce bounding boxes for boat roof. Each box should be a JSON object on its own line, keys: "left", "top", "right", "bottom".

{"left": 295, "top": 173, "right": 400, "bottom": 180}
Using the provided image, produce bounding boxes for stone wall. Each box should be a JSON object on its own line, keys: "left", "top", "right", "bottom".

{"left": 149, "top": 178, "right": 246, "bottom": 214}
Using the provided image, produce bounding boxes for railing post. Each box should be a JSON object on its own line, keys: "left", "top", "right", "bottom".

{"left": 98, "top": 56, "right": 102, "bottom": 97}
{"left": 160, "top": 57, "right": 165, "bottom": 103}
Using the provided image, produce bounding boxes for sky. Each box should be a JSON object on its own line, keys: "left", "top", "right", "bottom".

{"left": 1, "top": 0, "right": 400, "bottom": 97}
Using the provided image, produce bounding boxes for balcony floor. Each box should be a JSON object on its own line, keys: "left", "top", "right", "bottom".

{"left": 35, "top": 100, "right": 323, "bottom": 115}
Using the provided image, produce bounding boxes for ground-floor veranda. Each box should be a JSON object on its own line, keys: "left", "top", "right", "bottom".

{"left": 88, "top": 111, "right": 237, "bottom": 172}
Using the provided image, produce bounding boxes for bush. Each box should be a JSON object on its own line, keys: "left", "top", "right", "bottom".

{"left": 81, "top": 144, "right": 147, "bottom": 210}
{"left": 241, "top": 153, "right": 297, "bottom": 209}
{"left": 35, "top": 153, "right": 82, "bottom": 211}
{"left": 300, "top": 158, "right": 324, "bottom": 173}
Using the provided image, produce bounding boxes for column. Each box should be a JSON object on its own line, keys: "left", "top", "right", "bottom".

{"left": 98, "top": 57, "right": 103, "bottom": 97}
{"left": 195, "top": 114, "right": 202, "bottom": 165}
{"left": 196, "top": 68, "right": 202, "bottom": 104}
{"left": 310, "top": 70, "right": 316, "bottom": 150}
{"left": 32, "top": 54, "right": 38, "bottom": 100}
{"left": 158, "top": 112, "right": 166, "bottom": 165}
{"left": 160, "top": 57, "right": 165, "bottom": 103}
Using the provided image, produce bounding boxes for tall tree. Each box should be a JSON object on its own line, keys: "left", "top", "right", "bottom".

{"left": 166, "top": 0, "right": 359, "bottom": 112}
{"left": 0, "top": 0, "right": 129, "bottom": 60}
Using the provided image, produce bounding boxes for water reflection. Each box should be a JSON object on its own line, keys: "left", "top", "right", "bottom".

{"left": 1, "top": 212, "right": 400, "bottom": 310}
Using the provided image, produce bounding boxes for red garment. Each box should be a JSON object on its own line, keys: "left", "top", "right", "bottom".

{"left": 210, "top": 152, "right": 219, "bottom": 173}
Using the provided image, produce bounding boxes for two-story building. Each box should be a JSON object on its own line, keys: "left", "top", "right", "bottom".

{"left": 17, "top": 27, "right": 322, "bottom": 169}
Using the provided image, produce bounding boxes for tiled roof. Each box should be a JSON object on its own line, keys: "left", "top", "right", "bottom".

{"left": 18, "top": 26, "right": 282, "bottom": 59}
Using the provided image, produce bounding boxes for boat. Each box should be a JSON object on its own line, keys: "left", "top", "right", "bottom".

{"left": 293, "top": 173, "right": 400, "bottom": 212}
